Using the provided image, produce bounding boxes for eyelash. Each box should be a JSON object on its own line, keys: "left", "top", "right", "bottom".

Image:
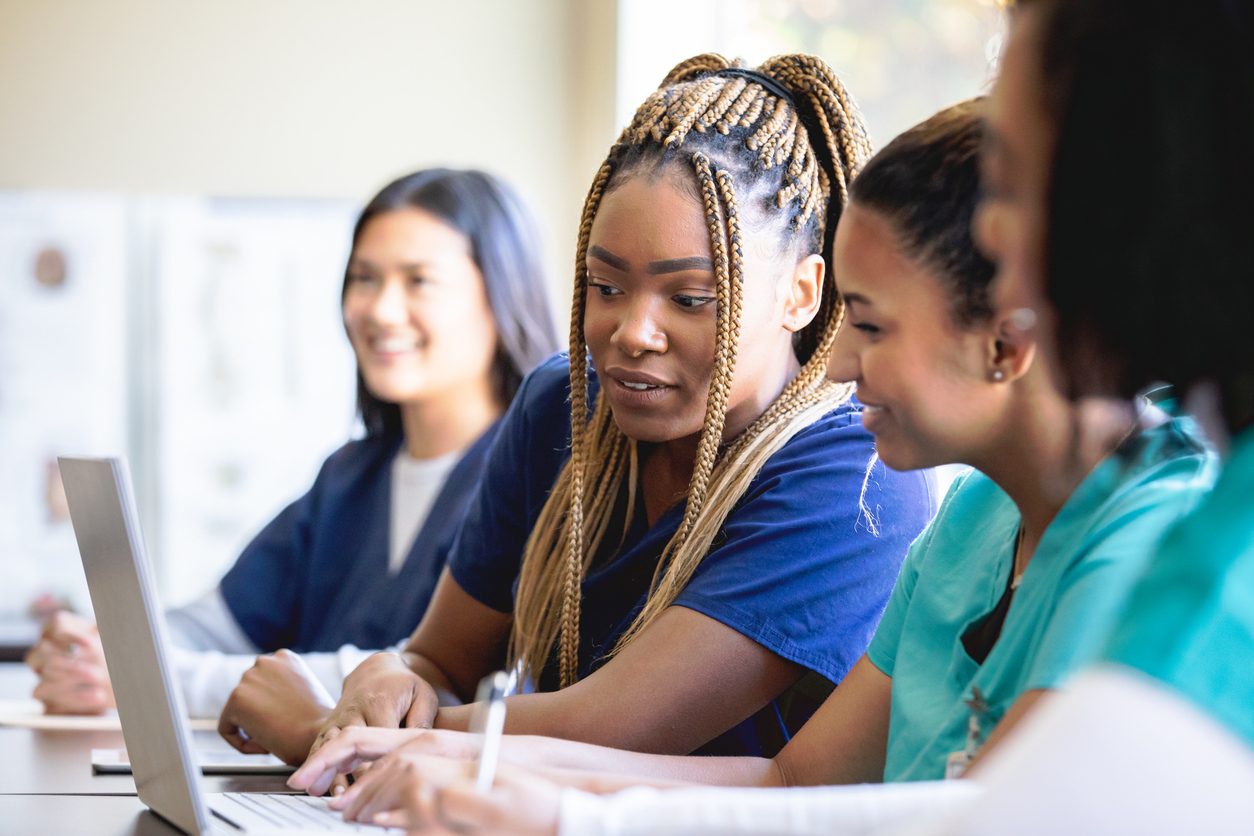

{"left": 853, "top": 322, "right": 882, "bottom": 335}
{"left": 588, "top": 283, "right": 715, "bottom": 309}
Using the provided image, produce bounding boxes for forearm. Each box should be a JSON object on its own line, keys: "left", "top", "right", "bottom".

{"left": 530, "top": 753, "right": 781, "bottom": 791}
{"left": 431, "top": 710, "right": 782, "bottom": 788}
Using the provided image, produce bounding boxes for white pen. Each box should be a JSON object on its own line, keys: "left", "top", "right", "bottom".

{"left": 469, "top": 671, "right": 511, "bottom": 794}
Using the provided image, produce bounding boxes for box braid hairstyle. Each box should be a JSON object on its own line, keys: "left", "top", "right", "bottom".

{"left": 511, "top": 54, "right": 873, "bottom": 689}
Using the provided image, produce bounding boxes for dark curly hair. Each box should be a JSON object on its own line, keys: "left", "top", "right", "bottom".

{"left": 849, "top": 98, "right": 996, "bottom": 328}
{"left": 1020, "top": 0, "right": 1254, "bottom": 434}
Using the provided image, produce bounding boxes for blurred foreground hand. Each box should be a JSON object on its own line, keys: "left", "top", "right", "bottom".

{"left": 26, "top": 611, "right": 115, "bottom": 715}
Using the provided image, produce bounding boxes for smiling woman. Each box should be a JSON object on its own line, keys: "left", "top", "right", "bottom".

{"left": 235, "top": 53, "right": 939, "bottom": 780}
{"left": 26, "top": 169, "right": 561, "bottom": 727}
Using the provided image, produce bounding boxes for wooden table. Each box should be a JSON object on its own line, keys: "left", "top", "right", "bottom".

{"left": 0, "top": 662, "right": 302, "bottom": 834}
{"left": 0, "top": 795, "right": 183, "bottom": 836}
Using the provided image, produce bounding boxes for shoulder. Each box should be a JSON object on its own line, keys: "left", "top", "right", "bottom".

{"left": 1097, "top": 413, "right": 1219, "bottom": 524}
{"left": 752, "top": 397, "right": 874, "bottom": 477}
{"left": 507, "top": 352, "right": 578, "bottom": 428}
{"left": 753, "top": 397, "right": 929, "bottom": 500}
{"left": 312, "top": 434, "right": 402, "bottom": 486}
{"left": 738, "top": 396, "right": 936, "bottom": 539}
{"left": 903, "top": 468, "right": 1016, "bottom": 570}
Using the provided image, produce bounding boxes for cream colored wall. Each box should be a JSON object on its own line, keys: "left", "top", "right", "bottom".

{"left": 0, "top": 0, "right": 619, "bottom": 291}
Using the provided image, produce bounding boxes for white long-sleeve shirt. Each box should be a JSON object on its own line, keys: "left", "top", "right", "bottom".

{"left": 164, "top": 587, "right": 384, "bottom": 718}
{"left": 559, "top": 780, "right": 982, "bottom": 836}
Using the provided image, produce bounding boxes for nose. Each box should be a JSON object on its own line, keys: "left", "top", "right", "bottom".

{"left": 368, "top": 275, "right": 410, "bottom": 327}
{"left": 610, "top": 296, "right": 667, "bottom": 357}
{"left": 826, "top": 321, "right": 860, "bottom": 383}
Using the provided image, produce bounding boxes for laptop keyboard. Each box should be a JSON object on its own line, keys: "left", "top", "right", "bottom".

{"left": 213, "top": 792, "right": 403, "bottom": 832}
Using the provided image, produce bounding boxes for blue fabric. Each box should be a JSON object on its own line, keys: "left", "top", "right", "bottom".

{"left": 1105, "top": 425, "right": 1254, "bottom": 748}
{"left": 867, "top": 415, "right": 1216, "bottom": 782}
{"left": 447, "top": 354, "right": 936, "bottom": 757}
{"left": 219, "top": 423, "right": 500, "bottom": 653}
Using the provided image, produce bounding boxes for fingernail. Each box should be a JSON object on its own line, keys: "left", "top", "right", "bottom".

{"left": 332, "top": 784, "right": 345, "bottom": 797}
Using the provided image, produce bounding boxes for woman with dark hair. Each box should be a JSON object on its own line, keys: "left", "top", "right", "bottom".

{"left": 912, "top": 1, "right": 1254, "bottom": 831}
{"left": 279, "top": 100, "right": 1215, "bottom": 835}
{"left": 27, "top": 168, "right": 560, "bottom": 724}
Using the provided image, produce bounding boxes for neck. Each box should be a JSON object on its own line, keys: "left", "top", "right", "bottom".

{"left": 642, "top": 343, "right": 803, "bottom": 524}
{"left": 398, "top": 376, "right": 502, "bottom": 460}
{"left": 967, "top": 370, "right": 1135, "bottom": 567}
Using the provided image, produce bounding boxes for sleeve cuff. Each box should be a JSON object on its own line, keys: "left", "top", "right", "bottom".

{"left": 559, "top": 788, "right": 612, "bottom": 836}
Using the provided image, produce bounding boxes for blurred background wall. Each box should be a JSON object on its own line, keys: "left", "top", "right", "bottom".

{"left": 0, "top": 0, "right": 1000, "bottom": 633}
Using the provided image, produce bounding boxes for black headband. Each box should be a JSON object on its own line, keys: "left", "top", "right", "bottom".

{"left": 715, "top": 68, "right": 796, "bottom": 108}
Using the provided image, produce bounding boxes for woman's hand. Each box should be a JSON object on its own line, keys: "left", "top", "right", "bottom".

{"left": 336, "top": 753, "right": 561, "bottom": 836}
{"left": 287, "top": 726, "right": 456, "bottom": 796}
{"left": 306, "top": 651, "right": 441, "bottom": 762}
{"left": 26, "top": 611, "right": 115, "bottom": 715}
{"left": 217, "top": 649, "right": 337, "bottom": 765}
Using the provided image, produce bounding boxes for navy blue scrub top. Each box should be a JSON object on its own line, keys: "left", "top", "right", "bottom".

{"left": 219, "top": 422, "right": 501, "bottom": 653}
{"left": 448, "top": 354, "right": 936, "bottom": 757}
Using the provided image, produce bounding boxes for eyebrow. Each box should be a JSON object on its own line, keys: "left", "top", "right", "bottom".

{"left": 647, "top": 256, "right": 713, "bottom": 275}
{"left": 587, "top": 245, "right": 713, "bottom": 275}
{"left": 588, "top": 245, "right": 628, "bottom": 271}
{"left": 841, "top": 292, "right": 873, "bottom": 306}
{"left": 348, "top": 256, "right": 433, "bottom": 271}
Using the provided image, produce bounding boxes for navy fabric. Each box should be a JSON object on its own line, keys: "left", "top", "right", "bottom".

{"left": 220, "top": 423, "right": 500, "bottom": 653}
{"left": 448, "top": 354, "right": 936, "bottom": 757}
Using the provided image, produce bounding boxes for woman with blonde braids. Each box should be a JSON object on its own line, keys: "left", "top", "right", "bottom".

{"left": 292, "top": 98, "right": 1215, "bottom": 835}
{"left": 221, "top": 53, "right": 935, "bottom": 768}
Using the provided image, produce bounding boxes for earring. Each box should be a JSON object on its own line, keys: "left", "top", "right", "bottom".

{"left": 992, "top": 370, "right": 1005, "bottom": 381}
{"left": 1010, "top": 308, "right": 1038, "bottom": 331}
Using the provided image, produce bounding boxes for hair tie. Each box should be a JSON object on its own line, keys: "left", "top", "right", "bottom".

{"left": 715, "top": 68, "right": 796, "bottom": 108}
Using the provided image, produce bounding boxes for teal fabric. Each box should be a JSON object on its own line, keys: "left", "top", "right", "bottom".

{"left": 867, "top": 416, "right": 1217, "bottom": 782}
{"left": 1105, "top": 426, "right": 1254, "bottom": 748}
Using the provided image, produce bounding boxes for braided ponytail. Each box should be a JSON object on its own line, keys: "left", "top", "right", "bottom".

{"left": 510, "top": 54, "right": 871, "bottom": 687}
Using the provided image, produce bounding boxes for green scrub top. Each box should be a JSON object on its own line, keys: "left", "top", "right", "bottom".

{"left": 1105, "top": 426, "right": 1254, "bottom": 748}
{"left": 867, "top": 416, "right": 1217, "bottom": 782}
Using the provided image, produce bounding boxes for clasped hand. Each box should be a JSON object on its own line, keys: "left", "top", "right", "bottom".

{"left": 220, "top": 649, "right": 440, "bottom": 768}
{"left": 26, "top": 611, "right": 115, "bottom": 715}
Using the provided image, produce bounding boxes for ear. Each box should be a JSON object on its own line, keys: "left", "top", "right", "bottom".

{"left": 986, "top": 311, "right": 1037, "bottom": 384}
{"left": 781, "top": 254, "right": 825, "bottom": 333}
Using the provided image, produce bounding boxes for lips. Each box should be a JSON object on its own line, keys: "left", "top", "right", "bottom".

{"left": 603, "top": 366, "right": 675, "bottom": 404}
{"left": 368, "top": 334, "right": 420, "bottom": 355}
{"left": 858, "top": 400, "right": 891, "bottom": 433}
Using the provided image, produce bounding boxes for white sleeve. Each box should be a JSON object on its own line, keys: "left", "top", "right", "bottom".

{"left": 168, "top": 640, "right": 395, "bottom": 718}
{"left": 294, "top": 644, "right": 386, "bottom": 702}
{"left": 165, "top": 588, "right": 261, "bottom": 654}
{"left": 559, "top": 781, "right": 982, "bottom": 836}
{"left": 919, "top": 667, "right": 1254, "bottom": 836}
{"left": 172, "top": 646, "right": 264, "bottom": 719}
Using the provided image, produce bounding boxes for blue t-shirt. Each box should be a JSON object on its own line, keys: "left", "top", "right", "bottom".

{"left": 220, "top": 423, "right": 500, "bottom": 653}
{"left": 1105, "top": 425, "right": 1254, "bottom": 747}
{"left": 448, "top": 354, "right": 936, "bottom": 757}
{"left": 867, "top": 415, "right": 1216, "bottom": 781}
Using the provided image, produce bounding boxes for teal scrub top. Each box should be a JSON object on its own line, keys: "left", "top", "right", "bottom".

{"left": 1105, "top": 425, "right": 1254, "bottom": 748}
{"left": 867, "top": 415, "right": 1217, "bottom": 782}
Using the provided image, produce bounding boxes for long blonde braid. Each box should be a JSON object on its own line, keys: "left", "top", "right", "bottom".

{"left": 511, "top": 54, "right": 872, "bottom": 688}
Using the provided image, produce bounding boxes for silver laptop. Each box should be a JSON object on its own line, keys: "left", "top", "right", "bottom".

{"left": 59, "top": 456, "right": 398, "bottom": 835}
